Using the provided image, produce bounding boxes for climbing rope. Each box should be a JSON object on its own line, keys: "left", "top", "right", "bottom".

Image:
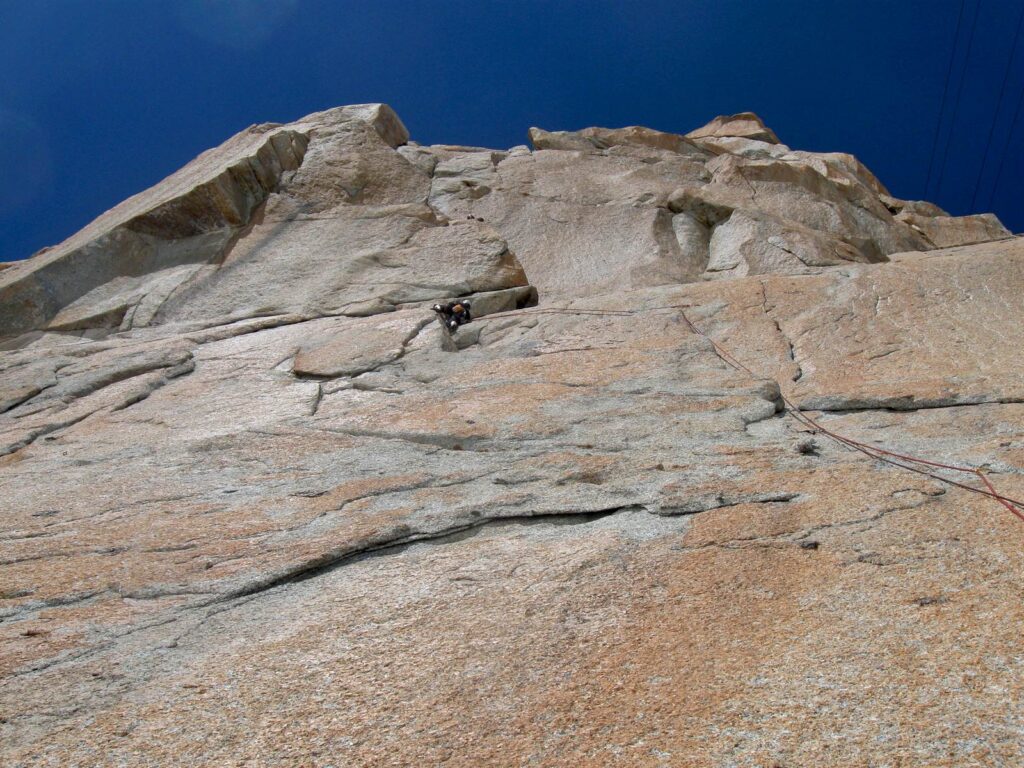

{"left": 674, "top": 307, "right": 1024, "bottom": 522}
{"left": 475, "top": 300, "right": 1024, "bottom": 523}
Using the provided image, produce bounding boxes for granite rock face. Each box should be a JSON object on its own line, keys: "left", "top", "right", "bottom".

{"left": 686, "top": 110, "right": 782, "bottom": 144}
{"left": 2, "top": 105, "right": 1023, "bottom": 767}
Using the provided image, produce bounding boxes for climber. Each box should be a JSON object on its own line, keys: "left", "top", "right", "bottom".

{"left": 432, "top": 299, "right": 472, "bottom": 332}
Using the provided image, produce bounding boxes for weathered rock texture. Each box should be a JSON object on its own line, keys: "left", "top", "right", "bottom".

{"left": 1, "top": 106, "right": 1022, "bottom": 767}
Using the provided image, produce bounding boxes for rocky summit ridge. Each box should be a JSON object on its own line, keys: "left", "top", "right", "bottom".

{"left": 1, "top": 104, "right": 1023, "bottom": 766}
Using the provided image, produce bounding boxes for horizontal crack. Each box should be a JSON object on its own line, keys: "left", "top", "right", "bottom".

{"left": 0, "top": 409, "right": 97, "bottom": 458}
{"left": 109, "top": 357, "right": 195, "bottom": 413}
{"left": 801, "top": 396, "right": 1024, "bottom": 414}
{"left": 312, "top": 425, "right": 488, "bottom": 452}
{"left": 222, "top": 503, "right": 648, "bottom": 603}
{"left": 0, "top": 359, "right": 197, "bottom": 456}
{"left": 655, "top": 491, "right": 799, "bottom": 516}
{"left": 670, "top": 491, "right": 946, "bottom": 553}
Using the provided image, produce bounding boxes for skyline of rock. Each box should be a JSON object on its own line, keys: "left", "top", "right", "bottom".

{"left": 2, "top": 104, "right": 1022, "bottom": 766}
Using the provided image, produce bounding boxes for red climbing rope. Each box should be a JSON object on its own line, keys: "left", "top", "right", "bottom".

{"left": 674, "top": 304, "right": 1024, "bottom": 523}
{"left": 477, "top": 300, "right": 1024, "bottom": 522}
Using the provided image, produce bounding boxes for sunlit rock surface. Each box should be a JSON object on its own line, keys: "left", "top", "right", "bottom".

{"left": 2, "top": 105, "right": 1022, "bottom": 767}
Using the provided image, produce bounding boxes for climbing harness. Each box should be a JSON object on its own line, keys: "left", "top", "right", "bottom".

{"left": 473, "top": 301, "right": 1024, "bottom": 523}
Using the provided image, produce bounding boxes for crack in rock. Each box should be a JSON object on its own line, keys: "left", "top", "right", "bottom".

{"left": 799, "top": 395, "right": 1024, "bottom": 413}
{"left": 655, "top": 491, "right": 800, "bottom": 516}
{"left": 223, "top": 504, "right": 651, "bottom": 603}
{"left": 760, "top": 280, "right": 803, "bottom": 382}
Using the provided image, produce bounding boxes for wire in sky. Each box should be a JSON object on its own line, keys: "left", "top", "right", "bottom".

{"left": 986, "top": 71, "right": 1024, "bottom": 213}
{"left": 970, "top": 2, "right": 1024, "bottom": 211}
{"left": 935, "top": 0, "right": 981, "bottom": 199}
{"left": 925, "top": 0, "right": 967, "bottom": 198}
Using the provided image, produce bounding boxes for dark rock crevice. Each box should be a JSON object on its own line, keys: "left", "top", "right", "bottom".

{"left": 799, "top": 395, "right": 1024, "bottom": 414}
{"left": 223, "top": 503, "right": 649, "bottom": 603}
{"left": 655, "top": 491, "right": 799, "bottom": 516}
{"left": 759, "top": 280, "right": 803, "bottom": 382}
{"left": 670, "top": 487, "right": 946, "bottom": 553}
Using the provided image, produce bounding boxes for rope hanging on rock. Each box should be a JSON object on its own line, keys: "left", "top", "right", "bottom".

{"left": 476, "top": 301, "right": 1024, "bottom": 523}
{"left": 673, "top": 306, "right": 1024, "bottom": 523}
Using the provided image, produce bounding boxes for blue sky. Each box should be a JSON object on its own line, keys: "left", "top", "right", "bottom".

{"left": 1, "top": 0, "right": 1021, "bottom": 262}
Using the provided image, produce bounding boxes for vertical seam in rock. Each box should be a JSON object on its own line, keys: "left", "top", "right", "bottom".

{"left": 760, "top": 280, "right": 803, "bottom": 382}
